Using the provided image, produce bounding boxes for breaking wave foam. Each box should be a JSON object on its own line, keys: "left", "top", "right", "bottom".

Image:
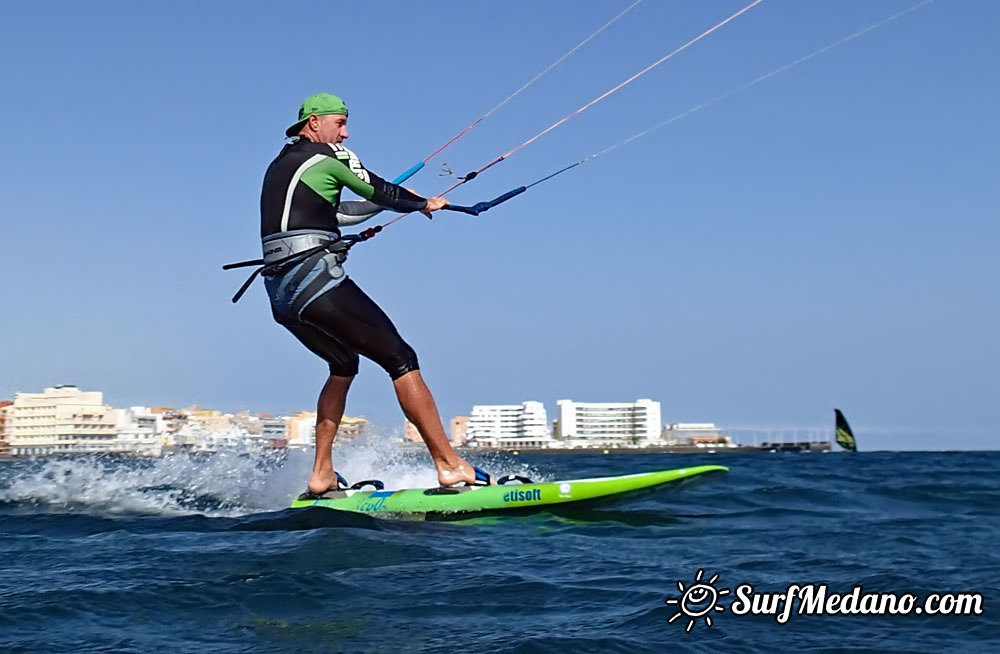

{"left": 0, "top": 431, "right": 533, "bottom": 518}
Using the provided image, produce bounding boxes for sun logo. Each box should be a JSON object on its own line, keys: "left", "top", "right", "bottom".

{"left": 664, "top": 568, "right": 729, "bottom": 632}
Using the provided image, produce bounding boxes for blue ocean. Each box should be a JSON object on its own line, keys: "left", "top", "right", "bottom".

{"left": 1, "top": 444, "right": 997, "bottom": 653}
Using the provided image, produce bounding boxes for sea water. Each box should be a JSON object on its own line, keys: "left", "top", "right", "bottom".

{"left": 1, "top": 439, "right": 997, "bottom": 653}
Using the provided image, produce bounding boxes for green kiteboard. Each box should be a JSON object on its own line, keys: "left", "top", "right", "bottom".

{"left": 289, "top": 465, "right": 727, "bottom": 517}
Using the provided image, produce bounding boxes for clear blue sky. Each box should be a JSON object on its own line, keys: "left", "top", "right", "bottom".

{"left": 1, "top": 1, "right": 997, "bottom": 450}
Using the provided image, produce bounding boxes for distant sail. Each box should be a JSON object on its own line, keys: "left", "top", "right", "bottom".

{"left": 834, "top": 409, "right": 857, "bottom": 452}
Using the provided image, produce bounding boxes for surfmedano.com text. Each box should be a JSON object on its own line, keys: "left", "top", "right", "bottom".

{"left": 730, "top": 583, "right": 984, "bottom": 624}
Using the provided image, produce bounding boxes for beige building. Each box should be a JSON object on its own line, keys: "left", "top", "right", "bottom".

{"left": 285, "top": 412, "right": 368, "bottom": 446}
{"left": 404, "top": 419, "right": 421, "bottom": 443}
{"left": 288, "top": 411, "right": 317, "bottom": 446}
{"left": 0, "top": 400, "right": 12, "bottom": 456}
{"left": 7, "top": 385, "right": 119, "bottom": 455}
{"left": 450, "top": 415, "right": 469, "bottom": 446}
{"left": 336, "top": 416, "right": 369, "bottom": 441}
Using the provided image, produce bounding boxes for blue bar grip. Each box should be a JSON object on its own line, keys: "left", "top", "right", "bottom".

{"left": 488, "top": 186, "right": 527, "bottom": 206}
{"left": 392, "top": 161, "right": 425, "bottom": 185}
{"left": 443, "top": 186, "right": 528, "bottom": 216}
{"left": 444, "top": 204, "right": 481, "bottom": 216}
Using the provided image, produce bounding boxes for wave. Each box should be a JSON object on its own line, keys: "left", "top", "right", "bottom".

{"left": 0, "top": 432, "right": 536, "bottom": 520}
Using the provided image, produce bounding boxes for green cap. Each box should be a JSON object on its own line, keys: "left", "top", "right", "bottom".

{"left": 286, "top": 93, "right": 349, "bottom": 137}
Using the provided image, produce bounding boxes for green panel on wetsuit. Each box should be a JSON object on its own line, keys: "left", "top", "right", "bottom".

{"left": 299, "top": 156, "right": 376, "bottom": 205}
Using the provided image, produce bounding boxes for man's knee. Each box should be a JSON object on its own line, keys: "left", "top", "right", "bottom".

{"left": 385, "top": 343, "right": 419, "bottom": 381}
{"left": 327, "top": 354, "right": 359, "bottom": 378}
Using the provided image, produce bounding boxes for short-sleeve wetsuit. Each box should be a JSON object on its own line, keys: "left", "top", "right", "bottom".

{"left": 259, "top": 138, "right": 427, "bottom": 379}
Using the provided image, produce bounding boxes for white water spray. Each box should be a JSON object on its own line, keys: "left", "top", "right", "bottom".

{"left": 0, "top": 430, "right": 537, "bottom": 518}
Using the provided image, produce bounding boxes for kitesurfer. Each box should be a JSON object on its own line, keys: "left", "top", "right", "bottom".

{"left": 260, "top": 93, "right": 492, "bottom": 494}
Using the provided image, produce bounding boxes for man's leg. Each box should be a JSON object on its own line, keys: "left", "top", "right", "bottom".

{"left": 270, "top": 311, "right": 360, "bottom": 493}
{"left": 393, "top": 370, "right": 489, "bottom": 486}
{"left": 300, "top": 280, "right": 489, "bottom": 486}
{"left": 307, "top": 373, "right": 354, "bottom": 494}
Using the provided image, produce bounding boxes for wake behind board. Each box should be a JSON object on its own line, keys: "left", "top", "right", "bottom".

{"left": 289, "top": 465, "right": 727, "bottom": 518}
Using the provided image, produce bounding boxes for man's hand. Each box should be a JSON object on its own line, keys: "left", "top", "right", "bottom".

{"left": 421, "top": 196, "right": 449, "bottom": 219}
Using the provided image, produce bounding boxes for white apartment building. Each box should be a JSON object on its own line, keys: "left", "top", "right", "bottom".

{"left": 465, "top": 401, "right": 550, "bottom": 449}
{"left": 115, "top": 406, "right": 166, "bottom": 456}
{"left": 555, "top": 399, "right": 661, "bottom": 447}
{"left": 7, "top": 385, "right": 119, "bottom": 455}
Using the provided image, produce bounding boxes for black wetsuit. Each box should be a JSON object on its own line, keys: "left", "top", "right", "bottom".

{"left": 259, "top": 138, "right": 426, "bottom": 379}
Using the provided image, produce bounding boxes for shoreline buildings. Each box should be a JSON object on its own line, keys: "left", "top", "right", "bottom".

{"left": 459, "top": 399, "right": 680, "bottom": 450}
{"left": 0, "top": 385, "right": 370, "bottom": 458}
{"left": 2, "top": 384, "right": 824, "bottom": 457}
{"left": 661, "top": 422, "right": 730, "bottom": 445}
{"left": 438, "top": 399, "right": 718, "bottom": 450}
{"left": 454, "top": 399, "right": 777, "bottom": 451}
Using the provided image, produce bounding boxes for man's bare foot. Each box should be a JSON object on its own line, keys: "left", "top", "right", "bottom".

{"left": 437, "top": 459, "right": 495, "bottom": 487}
{"left": 307, "top": 468, "right": 343, "bottom": 494}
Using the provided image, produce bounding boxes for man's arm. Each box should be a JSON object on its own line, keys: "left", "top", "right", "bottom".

{"left": 327, "top": 145, "right": 428, "bottom": 214}
{"left": 336, "top": 200, "right": 383, "bottom": 226}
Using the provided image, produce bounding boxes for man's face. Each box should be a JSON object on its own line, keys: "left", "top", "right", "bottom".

{"left": 310, "top": 114, "right": 349, "bottom": 143}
